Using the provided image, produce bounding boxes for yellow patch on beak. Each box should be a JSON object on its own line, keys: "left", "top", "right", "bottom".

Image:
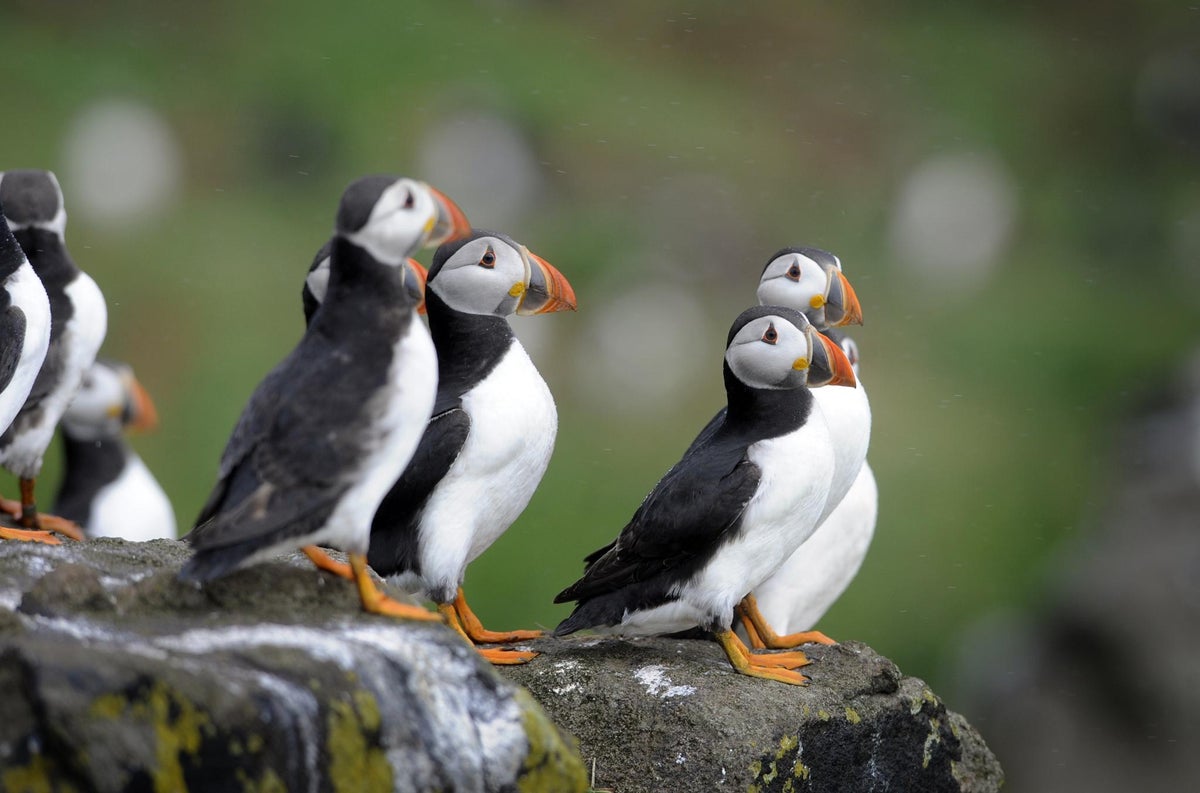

{"left": 793, "top": 357, "right": 809, "bottom": 371}
{"left": 509, "top": 282, "right": 526, "bottom": 298}
{"left": 423, "top": 216, "right": 436, "bottom": 235}
{"left": 105, "top": 404, "right": 123, "bottom": 418}
{"left": 809, "top": 294, "right": 825, "bottom": 309}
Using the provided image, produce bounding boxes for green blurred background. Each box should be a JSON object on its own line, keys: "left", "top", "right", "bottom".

{"left": 3, "top": 0, "right": 1198, "bottom": 706}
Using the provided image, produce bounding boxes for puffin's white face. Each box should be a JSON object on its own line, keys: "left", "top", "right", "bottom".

{"left": 756, "top": 252, "right": 835, "bottom": 325}
{"left": 725, "top": 314, "right": 816, "bottom": 390}
{"left": 344, "top": 178, "right": 441, "bottom": 266}
{"left": 429, "top": 235, "right": 531, "bottom": 317}
{"left": 62, "top": 362, "right": 129, "bottom": 439}
{"left": 306, "top": 255, "right": 331, "bottom": 304}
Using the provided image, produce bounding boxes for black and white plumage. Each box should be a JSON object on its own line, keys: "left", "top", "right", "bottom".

{"left": 753, "top": 336, "right": 877, "bottom": 634}
{"left": 364, "top": 229, "right": 577, "bottom": 663}
{"left": 0, "top": 170, "right": 106, "bottom": 538}
{"left": 303, "top": 240, "right": 428, "bottom": 326}
{"left": 53, "top": 359, "right": 175, "bottom": 541}
{"left": 300, "top": 180, "right": 465, "bottom": 325}
{"left": 555, "top": 306, "right": 856, "bottom": 685}
{"left": 181, "top": 176, "right": 468, "bottom": 622}
{"left": 0, "top": 195, "right": 50, "bottom": 436}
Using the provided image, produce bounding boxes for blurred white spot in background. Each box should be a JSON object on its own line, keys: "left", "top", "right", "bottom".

{"left": 62, "top": 97, "right": 183, "bottom": 228}
{"left": 888, "top": 151, "right": 1017, "bottom": 297}
{"left": 573, "top": 282, "right": 711, "bottom": 416}
{"left": 417, "top": 111, "right": 541, "bottom": 229}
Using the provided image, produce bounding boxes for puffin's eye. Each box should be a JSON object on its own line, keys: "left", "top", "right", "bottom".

{"left": 403, "top": 191, "right": 415, "bottom": 209}
{"left": 761, "top": 324, "right": 778, "bottom": 345}
{"left": 786, "top": 263, "right": 802, "bottom": 281}
{"left": 479, "top": 247, "right": 496, "bottom": 268}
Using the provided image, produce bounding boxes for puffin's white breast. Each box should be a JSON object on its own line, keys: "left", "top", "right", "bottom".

{"left": 0, "top": 262, "right": 50, "bottom": 431}
{"left": 812, "top": 377, "right": 870, "bottom": 524}
{"left": 88, "top": 454, "right": 177, "bottom": 541}
{"left": 753, "top": 462, "right": 878, "bottom": 633}
{"left": 312, "top": 319, "right": 438, "bottom": 555}
{"left": 415, "top": 340, "right": 557, "bottom": 597}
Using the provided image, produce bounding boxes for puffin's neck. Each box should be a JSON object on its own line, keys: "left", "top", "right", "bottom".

{"left": 721, "top": 363, "right": 811, "bottom": 441}
{"left": 425, "top": 288, "right": 514, "bottom": 407}
{"left": 315, "top": 237, "right": 417, "bottom": 337}
{"left": 11, "top": 228, "right": 75, "bottom": 290}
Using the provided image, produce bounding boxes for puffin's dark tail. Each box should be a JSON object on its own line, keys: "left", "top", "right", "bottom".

{"left": 553, "top": 596, "right": 626, "bottom": 637}
{"left": 177, "top": 548, "right": 244, "bottom": 583}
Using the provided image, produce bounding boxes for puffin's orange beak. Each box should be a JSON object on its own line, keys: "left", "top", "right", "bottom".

{"left": 813, "top": 332, "right": 857, "bottom": 388}
{"left": 407, "top": 259, "right": 429, "bottom": 315}
{"left": 517, "top": 250, "right": 578, "bottom": 315}
{"left": 125, "top": 376, "right": 159, "bottom": 432}
{"left": 426, "top": 186, "right": 471, "bottom": 246}
{"left": 827, "top": 271, "right": 863, "bottom": 327}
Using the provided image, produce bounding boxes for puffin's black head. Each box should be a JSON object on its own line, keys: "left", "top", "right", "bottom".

{"left": 334, "top": 175, "right": 470, "bottom": 265}
{"left": 725, "top": 305, "right": 856, "bottom": 390}
{"left": 427, "top": 228, "right": 576, "bottom": 317}
{"left": 756, "top": 245, "right": 863, "bottom": 329}
{"left": 0, "top": 170, "right": 66, "bottom": 236}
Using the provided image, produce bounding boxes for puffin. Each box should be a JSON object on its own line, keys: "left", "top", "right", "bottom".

{"left": 733, "top": 248, "right": 873, "bottom": 649}
{"left": 750, "top": 336, "right": 878, "bottom": 637}
{"left": 0, "top": 194, "right": 52, "bottom": 543}
{"left": 300, "top": 178, "right": 463, "bottom": 323}
{"left": 364, "top": 229, "right": 577, "bottom": 665}
{"left": 554, "top": 305, "right": 857, "bottom": 685}
{"left": 0, "top": 170, "right": 106, "bottom": 542}
{"left": 179, "top": 175, "right": 470, "bottom": 624}
{"left": 53, "top": 358, "right": 175, "bottom": 541}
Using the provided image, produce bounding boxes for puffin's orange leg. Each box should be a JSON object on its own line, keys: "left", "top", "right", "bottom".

{"left": 715, "top": 630, "right": 810, "bottom": 685}
{"left": 5, "top": 480, "right": 84, "bottom": 540}
{"left": 0, "top": 527, "right": 62, "bottom": 545}
{"left": 350, "top": 553, "right": 441, "bottom": 622}
{"left": 451, "top": 588, "right": 543, "bottom": 643}
{"left": 302, "top": 546, "right": 355, "bottom": 580}
{"left": 736, "top": 593, "right": 836, "bottom": 648}
{"left": 437, "top": 602, "right": 538, "bottom": 665}
{"left": 738, "top": 609, "right": 768, "bottom": 649}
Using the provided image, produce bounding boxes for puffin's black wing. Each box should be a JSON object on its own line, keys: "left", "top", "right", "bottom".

{"left": 184, "top": 331, "right": 391, "bottom": 575}
{"left": 0, "top": 305, "right": 27, "bottom": 394}
{"left": 554, "top": 434, "right": 761, "bottom": 620}
{"left": 367, "top": 407, "right": 471, "bottom": 576}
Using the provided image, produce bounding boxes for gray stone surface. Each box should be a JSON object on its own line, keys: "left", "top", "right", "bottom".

{"left": 501, "top": 634, "right": 1003, "bottom": 793}
{"left": 0, "top": 538, "right": 586, "bottom": 793}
